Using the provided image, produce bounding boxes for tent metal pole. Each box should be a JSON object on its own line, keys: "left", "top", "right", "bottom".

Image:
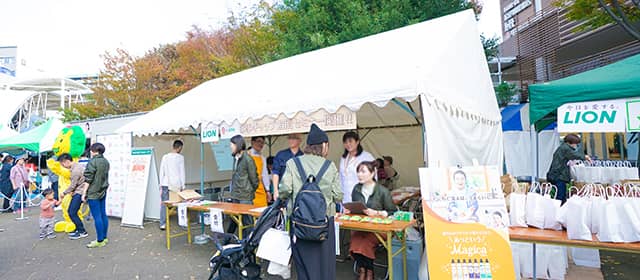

{"left": 531, "top": 124, "right": 538, "bottom": 184}
{"left": 418, "top": 95, "right": 428, "bottom": 166}
{"left": 190, "top": 125, "right": 206, "bottom": 236}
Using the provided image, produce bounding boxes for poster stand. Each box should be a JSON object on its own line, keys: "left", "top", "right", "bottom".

{"left": 121, "top": 147, "right": 158, "bottom": 228}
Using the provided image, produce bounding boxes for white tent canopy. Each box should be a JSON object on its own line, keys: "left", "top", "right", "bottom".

{"left": 118, "top": 10, "right": 503, "bottom": 167}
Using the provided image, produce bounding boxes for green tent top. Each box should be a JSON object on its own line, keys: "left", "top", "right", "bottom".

{"left": 529, "top": 53, "right": 640, "bottom": 130}
{"left": 0, "top": 119, "right": 64, "bottom": 153}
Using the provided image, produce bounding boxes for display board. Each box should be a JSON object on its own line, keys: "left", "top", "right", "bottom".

{"left": 121, "top": 148, "right": 159, "bottom": 228}
{"left": 419, "top": 165, "right": 515, "bottom": 280}
{"left": 97, "top": 133, "right": 132, "bottom": 218}
{"left": 558, "top": 99, "right": 625, "bottom": 132}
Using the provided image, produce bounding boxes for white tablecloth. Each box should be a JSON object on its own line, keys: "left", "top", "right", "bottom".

{"left": 570, "top": 166, "right": 639, "bottom": 184}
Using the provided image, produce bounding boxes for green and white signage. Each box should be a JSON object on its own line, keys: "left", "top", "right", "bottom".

{"left": 201, "top": 122, "right": 220, "bottom": 143}
{"left": 558, "top": 100, "right": 626, "bottom": 132}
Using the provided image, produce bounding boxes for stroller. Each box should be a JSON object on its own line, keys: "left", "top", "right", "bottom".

{"left": 208, "top": 199, "right": 288, "bottom": 280}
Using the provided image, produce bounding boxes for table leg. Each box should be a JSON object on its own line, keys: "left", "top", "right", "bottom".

{"left": 402, "top": 230, "right": 407, "bottom": 280}
{"left": 166, "top": 206, "right": 171, "bottom": 250}
{"left": 187, "top": 210, "right": 192, "bottom": 244}
{"left": 533, "top": 242, "right": 537, "bottom": 280}
{"left": 387, "top": 231, "right": 394, "bottom": 280}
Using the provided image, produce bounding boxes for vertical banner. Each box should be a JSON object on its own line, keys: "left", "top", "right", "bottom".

{"left": 419, "top": 165, "right": 515, "bottom": 280}
{"left": 121, "top": 148, "right": 155, "bottom": 228}
{"left": 97, "top": 133, "right": 132, "bottom": 218}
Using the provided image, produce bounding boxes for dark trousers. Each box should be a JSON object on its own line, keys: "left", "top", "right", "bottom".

{"left": 2, "top": 187, "right": 14, "bottom": 211}
{"left": 88, "top": 196, "right": 108, "bottom": 242}
{"left": 551, "top": 180, "right": 568, "bottom": 204}
{"left": 52, "top": 181, "right": 59, "bottom": 201}
{"left": 225, "top": 199, "right": 253, "bottom": 238}
{"left": 292, "top": 217, "right": 336, "bottom": 280}
{"left": 68, "top": 194, "right": 86, "bottom": 233}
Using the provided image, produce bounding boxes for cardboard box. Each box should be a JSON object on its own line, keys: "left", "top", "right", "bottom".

{"left": 167, "top": 189, "right": 202, "bottom": 203}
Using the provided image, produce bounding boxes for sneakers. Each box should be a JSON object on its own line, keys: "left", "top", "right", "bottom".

{"left": 103, "top": 238, "right": 109, "bottom": 244}
{"left": 47, "top": 234, "right": 57, "bottom": 239}
{"left": 69, "top": 231, "right": 89, "bottom": 240}
{"left": 159, "top": 224, "right": 166, "bottom": 231}
{"left": 86, "top": 240, "right": 106, "bottom": 248}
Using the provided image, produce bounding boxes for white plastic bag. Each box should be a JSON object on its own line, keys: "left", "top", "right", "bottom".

{"left": 547, "top": 246, "right": 568, "bottom": 280}
{"left": 267, "top": 261, "right": 291, "bottom": 279}
{"left": 526, "top": 184, "right": 546, "bottom": 229}
{"left": 509, "top": 193, "right": 527, "bottom": 228}
{"left": 570, "top": 247, "right": 601, "bottom": 268}
{"left": 257, "top": 228, "right": 292, "bottom": 265}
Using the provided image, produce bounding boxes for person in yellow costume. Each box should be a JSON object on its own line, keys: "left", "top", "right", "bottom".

{"left": 46, "top": 126, "right": 87, "bottom": 233}
{"left": 248, "top": 136, "right": 271, "bottom": 207}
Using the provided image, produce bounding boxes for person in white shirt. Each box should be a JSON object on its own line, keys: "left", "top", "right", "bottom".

{"left": 159, "top": 140, "right": 185, "bottom": 230}
{"left": 339, "top": 131, "right": 374, "bottom": 204}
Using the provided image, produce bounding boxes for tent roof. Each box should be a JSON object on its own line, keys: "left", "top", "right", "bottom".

{"left": 529, "top": 53, "right": 640, "bottom": 128}
{"left": 118, "top": 10, "right": 500, "bottom": 136}
{"left": 0, "top": 119, "right": 64, "bottom": 152}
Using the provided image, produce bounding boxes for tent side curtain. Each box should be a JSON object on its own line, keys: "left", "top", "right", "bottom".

{"left": 529, "top": 53, "right": 640, "bottom": 129}
{"left": 117, "top": 10, "right": 501, "bottom": 137}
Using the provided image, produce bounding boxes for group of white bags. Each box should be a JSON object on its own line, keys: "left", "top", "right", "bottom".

{"left": 510, "top": 183, "right": 562, "bottom": 231}
{"left": 557, "top": 184, "right": 640, "bottom": 242}
{"left": 511, "top": 242, "right": 569, "bottom": 280}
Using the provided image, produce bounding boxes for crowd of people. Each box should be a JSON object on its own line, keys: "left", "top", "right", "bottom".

{"left": 0, "top": 144, "right": 111, "bottom": 248}
{"left": 157, "top": 124, "right": 401, "bottom": 280}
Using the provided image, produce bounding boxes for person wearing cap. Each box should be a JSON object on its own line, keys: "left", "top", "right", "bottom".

{"left": 0, "top": 155, "right": 14, "bottom": 212}
{"left": 10, "top": 155, "right": 30, "bottom": 214}
{"left": 280, "top": 124, "right": 342, "bottom": 280}
{"left": 226, "top": 135, "right": 259, "bottom": 237}
{"left": 272, "top": 133, "right": 303, "bottom": 200}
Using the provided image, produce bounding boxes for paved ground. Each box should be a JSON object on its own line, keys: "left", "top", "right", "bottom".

{"left": 0, "top": 208, "right": 638, "bottom": 280}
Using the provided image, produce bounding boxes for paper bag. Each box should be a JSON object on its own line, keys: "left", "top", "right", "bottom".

{"left": 509, "top": 193, "right": 527, "bottom": 227}
{"left": 267, "top": 262, "right": 291, "bottom": 279}
{"left": 177, "top": 203, "right": 188, "bottom": 227}
{"left": 565, "top": 197, "right": 592, "bottom": 241}
{"left": 526, "top": 191, "right": 545, "bottom": 229}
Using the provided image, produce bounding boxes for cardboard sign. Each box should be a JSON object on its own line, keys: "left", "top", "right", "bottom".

{"left": 419, "top": 165, "right": 515, "bottom": 280}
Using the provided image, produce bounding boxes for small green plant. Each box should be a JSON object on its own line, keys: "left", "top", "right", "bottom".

{"left": 494, "top": 82, "right": 520, "bottom": 107}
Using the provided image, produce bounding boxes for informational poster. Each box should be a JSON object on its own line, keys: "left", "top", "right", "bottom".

{"left": 121, "top": 148, "right": 158, "bottom": 228}
{"left": 240, "top": 106, "right": 357, "bottom": 137}
{"left": 558, "top": 100, "right": 625, "bottom": 133}
{"left": 97, "top": 133, "right": 132, "bottom": 218}
{"left": 419, "top": 165, "right": 515, "bottom": 280}
{"left": 209, "top": 138, "right": 234, "bottom": 171}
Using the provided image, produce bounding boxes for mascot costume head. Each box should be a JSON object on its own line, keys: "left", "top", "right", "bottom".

{"left": 47, "top": 126, "right": 87, "bottom": 233}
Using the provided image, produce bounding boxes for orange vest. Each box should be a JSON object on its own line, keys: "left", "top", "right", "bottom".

{"left": 251, "top": 154, "right": 268, "bottom": 207}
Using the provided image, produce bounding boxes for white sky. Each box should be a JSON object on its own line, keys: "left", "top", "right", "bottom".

{"left": 0, "top": 0, "right": 502, "bottom": 77}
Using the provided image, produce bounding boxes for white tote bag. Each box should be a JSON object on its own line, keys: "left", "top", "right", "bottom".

{"left": 547, "top": 246, "right": 568, "bottom": 280}
{"left": 510, "top": 193, "right": 528, "bottom": 228}
{"left": 589, "top": 186, "right": 606, "bottom": 235}
{"left": 570, "top": 247, "right": 601, "bottom": 268}
{"left": 616, "top": 197, "right": 640, "bottom": 242}
{"left": 526, "top": 184, "right": 546, "bottom": 229}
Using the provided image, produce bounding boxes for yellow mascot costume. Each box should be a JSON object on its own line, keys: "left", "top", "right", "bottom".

{"left": 47, "top": 126, "right": 87, "bottom": 233}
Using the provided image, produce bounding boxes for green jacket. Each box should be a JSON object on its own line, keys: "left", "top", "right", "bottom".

{"left": 280, "top": 154, "right": 343, "bottom": 217}
{"left": 230, "top": 152, "right": 259, "bottom": 201}
{"left": 547, "top": 142, "right": 585, "bottom": 182}
{"left": 351, "top": 183, "right": 397, "bottom": 214}
{"left": 84, "top": 154, "right": 110, "bottom": 200}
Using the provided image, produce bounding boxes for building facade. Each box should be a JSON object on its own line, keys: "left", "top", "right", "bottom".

{"left": 498, "top": 0, "right": 640, "bottom": 100}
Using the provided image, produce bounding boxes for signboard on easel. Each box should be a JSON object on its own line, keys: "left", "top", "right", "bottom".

{"left": 121, "top": 147, "right": 159, "bottom": 228}
{"left": 419, "top": 165, "right": 515, "bottom": 280}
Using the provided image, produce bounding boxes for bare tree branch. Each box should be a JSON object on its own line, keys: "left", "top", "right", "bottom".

{"left": 597, "top": 0, "right": 640, "bottom": 40}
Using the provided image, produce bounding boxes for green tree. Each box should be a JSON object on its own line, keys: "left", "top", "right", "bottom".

{"left": 556, "top": 0, "right": 640, "bottom": 40}
{"left": 494, "top": 82, "right": 519, "bottom": 107}
{"left": 481, "top": 34, "right": 500, "bottom": 61}
{"left": 271, "top": 0, "right": 477, "bottom": 59}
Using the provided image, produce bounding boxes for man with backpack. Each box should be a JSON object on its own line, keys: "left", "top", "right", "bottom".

{"left": 280, "top": 124, "right": 342, "bottom": 280}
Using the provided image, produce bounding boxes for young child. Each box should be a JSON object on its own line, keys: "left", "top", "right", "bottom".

{"left": 40, "top": 188, "right": 60, "bottom": 240}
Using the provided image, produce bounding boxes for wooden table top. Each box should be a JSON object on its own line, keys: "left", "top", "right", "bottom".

{"left": 337, "top": 214, "right": 416, "bottom": 233}
{"left": 509, "top": 227, "right": 640, "bottom": 253}
{"left": 164, "top": 201, "right": 264, "bottom": 217}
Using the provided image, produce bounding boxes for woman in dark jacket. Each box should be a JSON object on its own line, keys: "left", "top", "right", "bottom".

{"left": 345, "top": 161, "right": 397, "bottom": 280}
{"left": 0, "top": 155, "right": 14, "bottom": 212}
{"left": 546, "top": 133, "right": 590, "bottom": 203}
{"left": 226, "top": 135, "right": 259, "bottom": 237}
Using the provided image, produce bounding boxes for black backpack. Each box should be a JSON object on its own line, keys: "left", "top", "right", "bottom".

{"left": 291, "top": 157, "right": 331, "bottom": 242}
